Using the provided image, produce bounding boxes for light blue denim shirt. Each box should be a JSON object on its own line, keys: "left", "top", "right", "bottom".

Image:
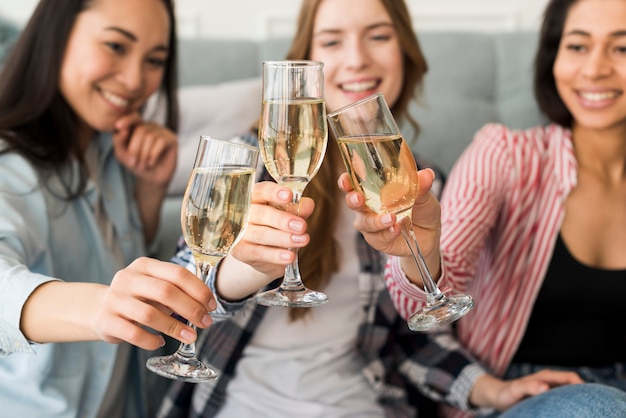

{"left": 0, "top": 133, "right": 150, "bottom": 417}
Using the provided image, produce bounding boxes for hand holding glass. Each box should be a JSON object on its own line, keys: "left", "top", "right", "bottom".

{"left": 327, "top": 93, "right": 474, "bottom": 331}
{"left": 255, "top": 60, "right": 329, "bottom": 307}
{"left": 146, "top": 136, "right": 258, "bottom": 382}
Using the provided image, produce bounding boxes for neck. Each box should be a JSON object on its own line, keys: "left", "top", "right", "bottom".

{"left": 76, "top": 120, "right": 96, "bottom": 155}
{"left": 571, "top": 123, "right": 626, "bottom": 184}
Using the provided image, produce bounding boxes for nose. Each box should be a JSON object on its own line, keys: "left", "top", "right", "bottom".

{"left": 117, "top": 58, "right": 144, "bottom": 93}
{"left": 582, "top": 48, "right": 613, "bottom": 79}
{"left": 344, "top": 38, "right": 370, "bottom": 70}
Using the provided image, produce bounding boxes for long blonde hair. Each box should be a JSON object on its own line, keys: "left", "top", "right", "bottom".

{"left": 284, "top": 0, "right": 428, "bottom": 320}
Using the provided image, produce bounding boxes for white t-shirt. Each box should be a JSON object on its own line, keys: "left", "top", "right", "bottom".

{"left": 216, "top": 204, "right": 383, "bottom": 417}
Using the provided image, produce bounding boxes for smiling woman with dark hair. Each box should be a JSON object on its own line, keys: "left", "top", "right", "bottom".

{"left": 344, "top": 0, "right": 626, "bottom": 416}
{"left": 0, "top": 1, "right": 218, "bottom": 417}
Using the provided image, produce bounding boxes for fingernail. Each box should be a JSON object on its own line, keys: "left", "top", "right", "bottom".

{"left": 288, "top": 219, "right": 304, "bottom": 232}
{"left": 201, "top": 314, "right": 212, "bottom": 327}
{"left": 278, "top": 190, "right": 291, "bottom": 201}
{"left": 291, "top": 234, "right": 306, "bottom": 243}
{"left": 180, "top": 328, "right": 195, "bottom": 343}
{"left": 350, "top": 194, "right": 360, "bottom": 205}
{"left": 279, "top": 251, "right": 292, "bottom": 261}
{"left": 381, "top": 213, "right": 393, "bottom": 225}
{"left": 158, "top": 337, "right": 166, "bottom": 348}
{"left": 208, "top": 298, "right": 217, "bottom": 311}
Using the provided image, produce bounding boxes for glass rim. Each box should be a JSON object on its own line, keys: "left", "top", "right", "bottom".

{"left": 198, "top": 135, "right": 259, "bottom": 153}
{"left": 262, "top": 59, "right": 324, "bottom": 68}
{"left": 327, "top": 92, "right": 384, "bottom": 118}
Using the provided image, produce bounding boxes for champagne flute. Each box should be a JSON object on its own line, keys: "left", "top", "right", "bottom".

{"left": 327, "top": 93, "right": 474, "bottom": 331}
{"left": 255, "top": 60, "right": 329, "bottom": 307}
{"left": 146, "top": 136, "right": 259, "bottom": 382}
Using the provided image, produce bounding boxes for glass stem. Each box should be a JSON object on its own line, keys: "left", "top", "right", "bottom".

{"left": 175, "top": 260, "right": 212, "bottom": 358}
{"left": 399, "top": 218, "right": 445, "bottom": 306}
{"left": 280, "top": 191, "right": 306, "bottom": 291}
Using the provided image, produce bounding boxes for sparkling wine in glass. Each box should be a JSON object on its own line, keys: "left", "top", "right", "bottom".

{"left": 146, "top": 136, "right": 258, "bottom": 381}
{"left": 255, "top": 60, "right": 329, "bottom": 307}
{"left": 327, "top": 93, "right": 474, "bottom": 331}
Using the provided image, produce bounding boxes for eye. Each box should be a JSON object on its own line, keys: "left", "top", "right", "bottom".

{"left": 370, "top": 34, "right": 391, "bottom": 42}
{"left": 614, "top": 45, "right": 626, "bottom": 55}
{"left": 147, "top": 57, "right": 167, "bottom": 68}
{"left": 565, "top": 43, "right": 586, "bottom": 53}
{"left": 105, "top": 41, "right": 126, "bottom": 54}
{"left": 320, "top": 39, "right": 340, "bottom": 48}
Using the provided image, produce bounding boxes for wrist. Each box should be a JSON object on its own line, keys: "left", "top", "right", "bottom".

{"left": 470, "top": 374, "right": 501, "bottom": 409}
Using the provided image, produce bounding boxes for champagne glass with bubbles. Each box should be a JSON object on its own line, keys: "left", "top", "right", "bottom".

{"left": 146, "top": 136, "right": 258, "bottom": 382}
{"left": 327, "top": 93, "right": 474, "bottom": 331}
{"left": 255, "top": 60, "right": 329, "bottom": 307}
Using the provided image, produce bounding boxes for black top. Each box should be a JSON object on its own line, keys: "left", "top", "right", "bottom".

{"left": 512, "top": 233, "right": 626, "bottom": 367}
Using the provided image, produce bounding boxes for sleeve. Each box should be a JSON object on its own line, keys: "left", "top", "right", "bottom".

{"left": 397, "top": 325, "right": 492, "bottom": 414}
{"left": 385, "top": 123, "right": 511, "bottom": 316}
{"left": 0, "top": 155, "right": 59, "bottom": 356}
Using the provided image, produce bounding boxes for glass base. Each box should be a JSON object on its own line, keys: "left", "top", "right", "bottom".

{"left": 407, "top": 293, "right": 475, "bottom": 332}
{"left": 146, "top": 353, "right": 218, "bottom": 383}
{"left": 256, "top": 286, "right": 328, "bottom": 307}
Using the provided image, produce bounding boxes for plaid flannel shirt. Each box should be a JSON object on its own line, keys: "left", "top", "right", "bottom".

{"left": 157, "top": 134, "right": 486, "bottom": 418}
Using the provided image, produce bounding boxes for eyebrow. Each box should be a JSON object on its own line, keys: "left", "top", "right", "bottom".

{"left": 564, "top": 29, "right": 626, "bottom": 38}
{"left": 104, "top": 26, "right": 169, "bottom": 52}
{"left": 313, "top": 22, "right": 394, "bottom": 36}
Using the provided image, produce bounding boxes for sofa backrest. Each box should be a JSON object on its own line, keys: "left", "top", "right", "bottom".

{"left": 0, "top": 16, "right": 19, "bottom": 65}
{"left": 171, "top": 31, "right": 547, "bottom": 194}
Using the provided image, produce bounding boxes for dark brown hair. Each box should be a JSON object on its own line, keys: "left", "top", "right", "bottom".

{"left": 534, "top": 0, "right": 577, "bottom": 128}
{"left": 0, "top": 0, "right": 179, "bottom": 198}
{"left": 284, "top": 0, "right": 428, "bottom": 320}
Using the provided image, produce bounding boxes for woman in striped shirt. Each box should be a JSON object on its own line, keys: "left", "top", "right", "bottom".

{"left": 342, "top": 0, "right": 626, "bottom": 416}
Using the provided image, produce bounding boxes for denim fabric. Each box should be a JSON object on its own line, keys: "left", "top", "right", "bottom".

{"left": 481, "top": 362, "right": 626, "bottom": 418}
{"left": 497, "top": 383, "right": 626, "bottom": 418}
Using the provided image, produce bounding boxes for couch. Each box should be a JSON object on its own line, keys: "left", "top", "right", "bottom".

{"left": 0, "top": 24, "right": 548, "bottom": 260}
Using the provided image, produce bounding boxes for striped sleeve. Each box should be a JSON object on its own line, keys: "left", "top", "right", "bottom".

{"left": 385, "top": 123, "right": 510, "bottom": 316}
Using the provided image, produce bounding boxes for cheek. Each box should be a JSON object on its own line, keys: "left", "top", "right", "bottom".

{"left": 381, "top": 51, "right": 404, "bottom": 106}
{"left": 552, "top": 57, "right": 573, "bottom": 100}
{"left": 143, "top": 71, "right": 165, "bottom": 99}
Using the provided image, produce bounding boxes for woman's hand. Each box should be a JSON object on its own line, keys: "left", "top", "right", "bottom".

{"left": 21, "top": 258, "right": 216, "bottom": 351}
{"left": 216, "top": 181, "right": 315, "bottom": 301}
{"left": 112, "top": 112, "right": 178, "bottom": 187}
{"left": 112, "top": 112, "right": 178, "bottom": 242}
{"left": 338, "top": 168, "right": 443, "bottom": 284}
{"left": 470, "top": 370, "right": 584, "bottom": 411}
{"left": 94, "top": 257, "right": 216, "bottom": 350}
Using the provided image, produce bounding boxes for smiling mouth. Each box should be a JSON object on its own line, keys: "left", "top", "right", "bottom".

{"left": 101, "top": 90, "right": 130, "bottom": 109}
{"left": 340, "top": 80, "right": 380, "bottom": 93}
{"left": 578, "top": 90, "right": 621, "bottom": 102}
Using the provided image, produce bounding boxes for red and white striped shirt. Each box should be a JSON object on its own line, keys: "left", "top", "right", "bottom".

{"left": 386, "top": 123, "right": 578, "bottom": 417}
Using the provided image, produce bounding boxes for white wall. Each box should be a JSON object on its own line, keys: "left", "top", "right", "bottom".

{"left": 0, "top": 0, "right": 550, "bottom": 39}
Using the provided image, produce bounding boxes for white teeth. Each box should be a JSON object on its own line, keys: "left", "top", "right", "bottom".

{"left": 579, "top": 91, "right": 619, "bottom": 101}
{"left": 341, "top": 80, "right": 378, "bottom": 92}
{"left": 102, "top": 90, "right": 129, "bottom": 108}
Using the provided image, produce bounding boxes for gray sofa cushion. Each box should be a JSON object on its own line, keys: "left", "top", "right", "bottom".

{"left": 0, "top": 16, "right": 19, "bottom": 65}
